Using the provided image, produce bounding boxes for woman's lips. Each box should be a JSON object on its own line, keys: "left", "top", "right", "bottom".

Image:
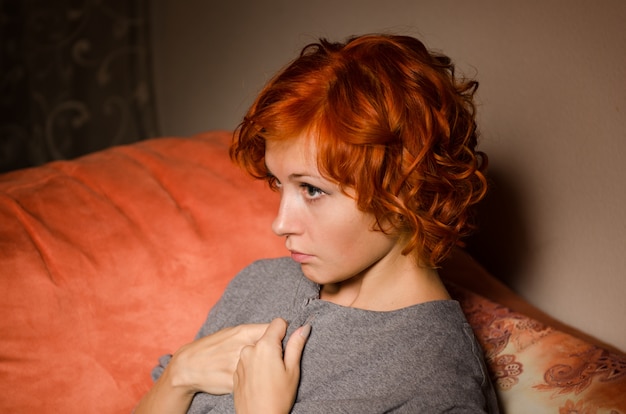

{"left": 290, "top": 251, "right": 313, "bottom": 263}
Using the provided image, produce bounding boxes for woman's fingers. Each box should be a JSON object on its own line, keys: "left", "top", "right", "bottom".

{"left": 252, "top": 318, "right": 311, "bottom": 369}
{"left": 167, "top": 323, "right": 270, "bottom": 395}
{"left": 258, "top": 318, "right": 289, "bottom": 345}
{"left": 233, "top": 318, "right": 311, "bottom": 414}
{"left": 283, "top": 323, "right": 311, "bottom": 374}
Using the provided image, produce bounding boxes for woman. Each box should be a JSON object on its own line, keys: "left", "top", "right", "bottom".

{"left": 135, "top": 33, "right": 499, "bottom": 413}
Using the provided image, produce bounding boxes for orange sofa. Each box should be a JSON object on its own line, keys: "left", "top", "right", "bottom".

{"left": 1, "top": 131, "right": 624, "bottom": 413}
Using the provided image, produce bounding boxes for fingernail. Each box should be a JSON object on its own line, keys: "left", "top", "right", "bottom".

{"left": 300, "top": 324, "right": 311, "bottom": 339}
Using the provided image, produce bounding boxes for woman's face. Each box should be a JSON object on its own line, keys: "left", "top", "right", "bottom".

{"left": 265, "top": 134, "right": 402, "bottom": 287}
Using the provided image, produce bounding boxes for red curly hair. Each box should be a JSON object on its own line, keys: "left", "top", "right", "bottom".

{"left": 231, "top": 34, "right": 488, "bottom": 267}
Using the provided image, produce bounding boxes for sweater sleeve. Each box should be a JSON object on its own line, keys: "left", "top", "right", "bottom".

{"left": 150, "top": 260, "right": 265, "bottom": 383}
{"left": 152, "top": 257, "right": 300, "bottom": 382}
{"left": 194, "top": 257, "right": 303, "bottom": 338}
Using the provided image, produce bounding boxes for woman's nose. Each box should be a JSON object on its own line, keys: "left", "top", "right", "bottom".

{"left": 271, "top": 195, "right": 301, "bottom": 237}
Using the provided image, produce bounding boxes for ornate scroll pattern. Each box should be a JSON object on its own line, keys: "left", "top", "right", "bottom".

{"left": 535, "top": 347, "right": 626, "bottom": 395}
{"left": 491, "top": 353, "right": 523, "bottom": 390}
{"left": 0, "top": 0, "right": 159, "bottom": 172}
{"left": 559, "top": 399, "right": 623, "bottom": 414}
{"left": 446, "top": 282, "right": 552, "bottom": 379}
{"left": 447, "top": 281, "right": 626, "bottom": 412}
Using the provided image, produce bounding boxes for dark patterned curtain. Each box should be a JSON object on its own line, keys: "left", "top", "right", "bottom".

{"left": 0, "top": 0, "right": 160, "bottom": 172}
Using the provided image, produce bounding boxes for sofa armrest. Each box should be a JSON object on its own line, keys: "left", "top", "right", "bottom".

{"left": 441, "top": 250, "right": 626, "bottom": 413}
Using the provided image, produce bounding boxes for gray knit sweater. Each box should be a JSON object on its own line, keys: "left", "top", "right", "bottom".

{"left": 153, "top": 257, "right": 500, "bottom": 413}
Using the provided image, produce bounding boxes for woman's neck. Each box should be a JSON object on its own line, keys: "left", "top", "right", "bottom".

{"left": 319, "top": 251, "right": 450, "bottom": 311}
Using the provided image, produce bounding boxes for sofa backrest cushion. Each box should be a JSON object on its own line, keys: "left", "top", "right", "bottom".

{"left": 0, "top": 131, "right": 284, "bottom": 413}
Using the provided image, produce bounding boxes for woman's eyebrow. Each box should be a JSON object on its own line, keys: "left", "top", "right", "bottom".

{"left": 288, "top": 173, "right": 322, "bottom": 180}
{"left": 264, "top": 162, "right": 322, "bottom": 181}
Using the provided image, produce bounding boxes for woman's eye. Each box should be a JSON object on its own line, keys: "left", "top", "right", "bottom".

{"left": 301, "top": 183, "right": 325, "bottom": 199}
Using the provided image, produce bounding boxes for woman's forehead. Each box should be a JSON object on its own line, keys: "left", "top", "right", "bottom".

{"left": 265, "top": 134, "right": 318, "bottom": 173}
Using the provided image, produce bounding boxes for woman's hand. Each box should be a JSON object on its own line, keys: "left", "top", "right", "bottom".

{"left": 233, "top": 318, "right": 311, "bottom": 414}
{"left": 134, "top": 323, "right": 270, "bottom": 414}
{"left": 167, "top": 323, "right": 270, "bottom": 396}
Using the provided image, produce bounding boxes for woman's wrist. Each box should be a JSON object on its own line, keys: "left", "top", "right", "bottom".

{"left": 133, "top": 362, "right": 196, "bottom": 414}
{"left": 162, "top": 353, "right": 199, "bottom": 396}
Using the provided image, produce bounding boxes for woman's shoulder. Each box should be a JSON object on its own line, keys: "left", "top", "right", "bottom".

{"left": 234, "top": 257, "right": 302, "bottom": 284}
{"left": 223, "top": 257, "right": 310, "bottom": 298}
{"left": 244, "top": 256, "right": 301, "bottom": 273}
{"left": 198, "top": 258, "right": 312, "bottom": 333}
{"left": 404, "top": 300, "right": 478, "bottom": 345}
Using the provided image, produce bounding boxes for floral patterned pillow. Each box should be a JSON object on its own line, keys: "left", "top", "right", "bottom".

{"left": 447, "top": 283, "right": 626, "bottom": 414}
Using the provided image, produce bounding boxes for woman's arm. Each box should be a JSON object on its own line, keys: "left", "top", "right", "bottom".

{"left": 134, "top": 323, "right": 269, "bottom": 414}
{"left": 233, "top": 318, "right": 310, "bottom": 414}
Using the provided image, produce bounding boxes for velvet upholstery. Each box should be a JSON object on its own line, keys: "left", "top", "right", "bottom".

{"left": 1, "top": 131, "right": 624, "bottom": 413}
{"left": 0, "top": 131, "right": 283, "bottom": 412}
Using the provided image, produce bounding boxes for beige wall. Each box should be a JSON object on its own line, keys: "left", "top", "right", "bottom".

{"left": 151, "top": 0, "right": 626, "bottom": 351}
